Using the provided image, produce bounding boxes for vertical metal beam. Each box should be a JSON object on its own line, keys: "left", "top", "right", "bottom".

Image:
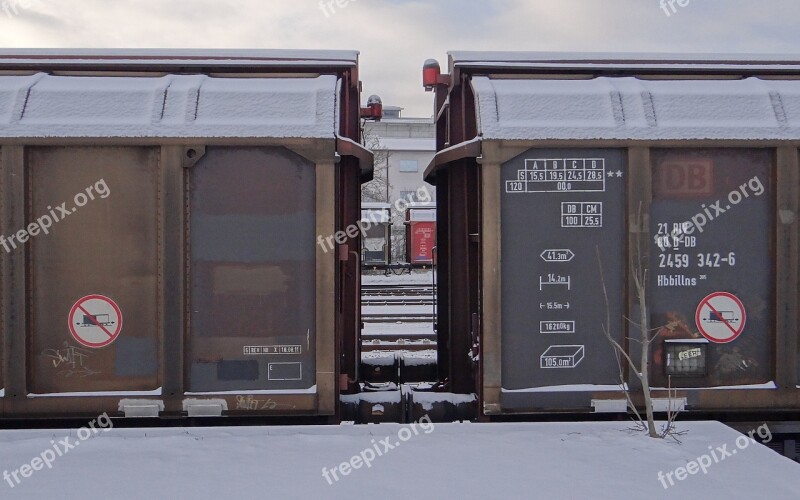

{"left": 466, "top": 157, "right": 482, "bottom": 394}
{"left": 432, "top": 73, "right": 481, "bottom": 396}
{"left": 627, "top": 147, "right": 652, "bottom": 391}
{"left": 461, "top": 75, "right": 478, "bottom": 145}
{"left": 317, "top": 160, "right": 337, "bottom": 415}
{"left": 446, "top": 166, "right": 467, "bottom": 391}
{"left": 160, "top": 146, "right": 187, "bottom": 412}
{"left": 446, "top": 160, "right": 478, "bottom": 394}
{"left": 775, "top": 147, "right": 798, "bottom": 388}
{"left": 1, "top": 145, "right": 26, "bottom": 400}
{"left": 339, "top": 158, "right": 360, "bottom": 394}
{"left": 434, "top": 83, "right": 449, "bottom": 151}
{"left": 481, "top": 155, "right": 502, "bottom": 414}
{"left": 435, "top": 171, "right": 451, "bottom": 381}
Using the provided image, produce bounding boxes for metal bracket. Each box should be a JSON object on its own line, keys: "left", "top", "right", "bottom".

{"left": 183, "top": 398, "right": 228, "bottom": 417}
{"left": 119, "top": 399, "right": 165, "bottom": 418}
{"left": 182, "top": 146, "right": 207, "bottom": 169}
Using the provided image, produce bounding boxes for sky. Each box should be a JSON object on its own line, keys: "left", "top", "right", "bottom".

{"left": 2, "top": 0, "right": 800, "bottom": 117}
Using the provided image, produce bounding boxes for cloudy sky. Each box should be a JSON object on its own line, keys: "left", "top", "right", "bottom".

{"left": 2, "top": 0, "right": 800, "bottom": 116}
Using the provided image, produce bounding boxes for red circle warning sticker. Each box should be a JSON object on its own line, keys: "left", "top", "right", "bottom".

{"left": 68, "top": 295, "right": 123, "bottom": 348}
{"left": 695, "top": 292, "right": 746, "bottom": 344}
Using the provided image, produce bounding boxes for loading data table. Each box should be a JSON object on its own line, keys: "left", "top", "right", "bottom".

{"left": 506, "top": 159, "right": 607, "bottom": 194}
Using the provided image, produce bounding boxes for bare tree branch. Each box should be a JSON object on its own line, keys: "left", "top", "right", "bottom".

{"left": 361, "top": 128, "right": 393, "bottom": 203}
{"left": 598, "top": 201, "right": 662, "bottom": 438}
{"left": 596, "top": 246, "right": 644, "bottom": 423}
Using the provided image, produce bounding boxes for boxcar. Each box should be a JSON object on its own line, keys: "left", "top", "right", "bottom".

{"left": 0, "top": 50, "right": 372, "bottom": 420}
{"left": 423, "top": 52, "right": 800, "bottom": 424}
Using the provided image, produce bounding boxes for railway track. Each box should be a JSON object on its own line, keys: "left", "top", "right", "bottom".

{"left": 362, "top": 298, "right": 435, "bottom": 306}
{"left": 361, "top": 284, "right": 434, "bottom": 297}
{"left": 362, "top": 332, "right": 437, "bottom": 342}
{"left": 361, "top": 283, "right": 437, "bottom": 350}
{"left": 361, "top": 331, "right": 437, "bottom": 351}
{"left": 361, "top": 341, "right": 437, "bottom": 352}
{"left": 362, "top": 312, "right": 435, "bottom": 323}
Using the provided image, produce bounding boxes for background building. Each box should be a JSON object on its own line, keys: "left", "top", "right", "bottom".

{"left": 363, "top": 106, "right": 435, "bottom": 263}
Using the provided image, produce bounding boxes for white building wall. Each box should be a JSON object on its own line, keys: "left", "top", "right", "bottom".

{"left": 364, "top": 114, "right": 435, "bottom": 262}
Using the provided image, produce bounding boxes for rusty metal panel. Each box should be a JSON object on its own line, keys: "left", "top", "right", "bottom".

{"left": 649, "top": 148, "right": 774, "bottom": 388}
{"left": 317, "top": 158, "right": 337, "bottom": 413}
{"left": 1, "top": 145, "right": 26, "bottom": 403}
{"left": 187, "top": 147, "right": 316, "bottom": 393}
{"left": 27, "top": 146, "right": 160, "bottom": 395}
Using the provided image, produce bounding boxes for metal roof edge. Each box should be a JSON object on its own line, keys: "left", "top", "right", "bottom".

{"left": 449, "top": 51, "right": 800, "bottom": 66}
{"left": 0, "top": 49, "right": 360, "bottom": 72}
{"left": 0, "top": 48, "right": 359, "bottom": 61}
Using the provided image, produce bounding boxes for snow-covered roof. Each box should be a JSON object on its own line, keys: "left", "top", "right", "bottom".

{"left": 374, "top": 138, "right": 435, "bottom": 151}
{"left": 472, "top": 76, "right": 800, "bottom": 141}
{"left": 0, "top": 73, "right": 337, "bottom": 139}
{"left": 360, "top": 205, "right": 391, "bottom": 224}
{"left": 408, "top": 208, "right": 436, "bottom": 222}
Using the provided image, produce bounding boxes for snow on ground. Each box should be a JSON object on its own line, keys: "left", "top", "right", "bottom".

{"left": 1, "top": 421, "right": 798, "bottom": 499}
{"left": 362, "top": 322, "right": 435, "bottom": 337}
{"left": 362, "top": 305, "right": 434, "bottom": 315}
{"left": 362, "top": 270, "right": 434, "bottom": 285}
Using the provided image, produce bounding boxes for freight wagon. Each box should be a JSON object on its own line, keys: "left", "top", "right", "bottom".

{"left": 422, "top": 53, "right": 800, "bottom": 430}
{"left": 0, "top": 49, "right": 375, "bottom": 420}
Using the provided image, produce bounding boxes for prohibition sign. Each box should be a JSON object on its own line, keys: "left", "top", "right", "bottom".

{"left": 695, "top": 292, "right": 746, "bottom": 344}
{"left": 68, "top": 295, "right": 123, "bottom": 348}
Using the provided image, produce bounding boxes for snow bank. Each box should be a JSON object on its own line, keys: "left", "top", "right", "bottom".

{"left": 0, "top": 422, "right": 797, "bottom": 499}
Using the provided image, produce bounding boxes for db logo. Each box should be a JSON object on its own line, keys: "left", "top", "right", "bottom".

{"left": 656, "top": 159, "right": 713, "bottom": 197}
